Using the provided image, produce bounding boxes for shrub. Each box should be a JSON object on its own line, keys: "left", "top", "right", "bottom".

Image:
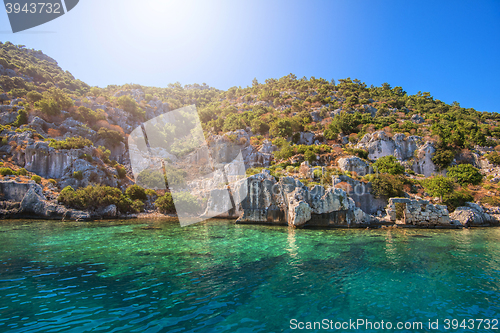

{"left": 172, "top": 192, "right": 201, "bottom": 214}
{"left": 480, "top": 196, "right": 500, "bottom": 207}
{"left": 155, "top": 193, "right": 175, "bottom": 213}
{"left": 372, "top": 156, "right": 404, "bottom": 175}
{"left": 0, "top": 167, "right": 15, "bottom": 176}
{"left": 447, "top": 164, "right": 483, "bottom": 186}
{"left": 97, "top": 127, "right": 124, "bottom": 146}
{"left": 73, "top": 171, "right": 83, "bottom": 180}
{"left": 49, "top": 137, "right": 93, "bottom": 150}
{"left": 48, "top": 179, "right": 57, "bottom": 185}
{"left": 443, "top": 189, "right": 474, "bottom": 212}
{"left": 116, "top": 165, "right": 127, "bottom": 179}
{"left": 125, "top": 185, "right": 147, "bottom": 201}
{"left": 58, "top": 185, "right": 136, "bottom": 214}
{"left": 343, "top": 148, "right": 368, "bottom": 159}
{"left": 131, "top": 199, "right": 144, "bottom": 213}
{"left": 116, "top": 95, "right": 145, "bottom": 120}
{"left": 17, "top": 168, "right": 27, "bottom": 176}
{"left": 26, "top": 91, "right": 43, "bottom": 103}
{"left": 304, "top": 150, "right": 316, "bottom": 164}
{"left": 486, "top": 151, "right": 500, "bottom": 166}
{"left": 31, "top": 175, "right": 42, "bottom": 184}
{"left": 423, "top": 176, "right": 455, "bottom": 202}
{"left": 371, "top": 174, "right": 405, "bottom": 198}
{"left": 432, "top": 148, "right": 455, "bottom": 170}
{"left": 145, "top": 189, "right": 157, "bottom": 197}
{"left": 12, "top": 109, "right": 28, "bottom": 127}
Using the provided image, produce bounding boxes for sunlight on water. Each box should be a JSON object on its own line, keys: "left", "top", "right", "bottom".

{"left": 0, "top": 219, "right": 499, "bottom": 332}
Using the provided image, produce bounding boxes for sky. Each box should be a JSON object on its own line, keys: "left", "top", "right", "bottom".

{"left": 0, "top": 0, "right": 499, "bottom": 112}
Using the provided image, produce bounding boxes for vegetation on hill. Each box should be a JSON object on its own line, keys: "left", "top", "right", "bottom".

{"left": 1, "top": 41, "right": 500, "bottom": 217}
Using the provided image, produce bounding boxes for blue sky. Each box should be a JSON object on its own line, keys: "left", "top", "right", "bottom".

{"left": 0, "top": 0, "right": 499, "bottom": 112}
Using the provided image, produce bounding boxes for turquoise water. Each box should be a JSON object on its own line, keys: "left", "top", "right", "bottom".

{"left": 0, "top": 219, "right": 499, "bottom": 332}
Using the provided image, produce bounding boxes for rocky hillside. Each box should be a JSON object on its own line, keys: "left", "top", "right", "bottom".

{"left": 1, "top": 41, "right": 500, "bottom": 227}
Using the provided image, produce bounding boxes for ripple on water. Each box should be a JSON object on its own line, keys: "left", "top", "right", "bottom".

{"left": 0, "top": 220, "right": 498, "bottom": 332}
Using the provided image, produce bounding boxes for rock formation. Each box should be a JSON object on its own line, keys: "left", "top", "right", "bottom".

{"left": 356, "top": 131, "right": 440, "bottom": 176}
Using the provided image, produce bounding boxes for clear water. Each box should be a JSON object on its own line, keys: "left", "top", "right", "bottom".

{"left": 0, "top": 219, "right": 499, "bottom": 333}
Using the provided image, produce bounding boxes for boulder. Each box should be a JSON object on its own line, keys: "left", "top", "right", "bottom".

{"left": 337, "top": 156, "right": 372, "bottom": 176}
{"left": 16, "top": 182, "right": 90, "bottom": 220}
{"left": 0, "top": 111, "right": 17, "bottom": 125}
{"left": 297, "top": 132, "right": 315, "bottom": 145}
{"left": 450, "top": 202, "right": 493, "bottom": 227}
{"left": 411, "top": 114, "right": 425, "bottom": 124}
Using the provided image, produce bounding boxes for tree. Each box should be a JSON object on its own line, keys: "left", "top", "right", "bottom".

{"left": 432, "top": 148, "right": 454, "bottom": 170}
{"left": 270, "top": 118, "right": 294, "bottom": 138}
{"left": 328, "top": 111, "right": 360, "bottom": 136}
{"left": 447, "top": 164, "right": 483, "bottom": 186}
{"left": 250, "top": 118, "right": 270, "bottom": 135}
{"left": 125, "top": 185, "right": 147, "bottom": 201}
{"left": 423, "top": 176, "right": 455, "bottom": 202}
{"left": 371, "top": 174, "right": 405, "bottom": 198}
{"left": 372, "top": 156, "right": 404, "bottom": 175}
{"left": 304, "top": 150, "right": 316, "bottom": 164}
{"left": 12, "top": 109, "right": 28, "bottom": 127}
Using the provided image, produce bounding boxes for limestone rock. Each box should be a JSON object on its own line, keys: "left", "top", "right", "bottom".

{"left": 337, "top": 156, "right": 372, "bottom": 176}
{"left": 411, "top": 114, "right": 425, "bottom": 124}
{"left": 450, "top": 202, "right": 492, "bottom": 227}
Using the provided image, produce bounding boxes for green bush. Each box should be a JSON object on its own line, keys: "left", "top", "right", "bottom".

{"left": 97, "top": 127, "right": 124, "bottom": 146}
{"left": 17, "top": 168, "right": 27, "bottom": 176}
{"left": 0, "top": 167, "right": 15, "bottom": 176}
{"left": 432, "top": 148, "right": 455, "bottom": 170}
{"left": 58, "top": 185, "right": 136, "bottom": 214}
{"left": 155, "top": 193, "right": 175, "bottom": 213}
{"left": 116, "top": 165, "right": 127, "bottom": 179}
{"left": 443, "top": 189, "right": 474, "bottom": 212}
{"left": 73, "top": 171, "right": 83, "bottom": 180}
{"left": 343, "top": 148, "right": 369, "bottom": 159}
{"left": 26, "top": 91, "right": 43, "bottom": 103}
{"left": 49, "top": 137, "right": 93, "bottom": 150}
{"left": 304, "top": 150, "right": 316, "bottom": 164}
{"left": 373, "top": 156, "right": 404, "bottom": 175}
{"left": 480, "top": 196, "right": 500, "bottom": 207}
{"left": 125, "top": 185, "right": 147, "bottom": 201}
{"left": 423, "top": 176, "right": 455, "bottom": 202}
{"left": 371, "top": 174, "right": 405, "bottom": 198}
{"left": 486, "top": 151, "right": 500, "bottom": 166}
{"left": 116, "top": 95, "right": 145, "bottom": 120}
{"left": 31, "top": 175, "right": 42, "bottom": 184}
{"left": 447, "top": 164, "right": 483, "bottom": 186}
{"left": 172, "top": 192, "right": 201, "bottom": 214}
{"left": 12, "top": 109, "right": 28, "bottom": 127}
{"left": 48, "top": 179, "right": 57, "bottom": 185}
{"left": 131, "top": 199, "right": 144, "bottom": 213}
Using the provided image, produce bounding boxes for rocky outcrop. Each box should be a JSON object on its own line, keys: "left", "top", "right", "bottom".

{"left": 385, "top": 198, "right": 462, "bottom": 228}
{"left": 297, "top": 132, "right": 315, "bottom": 145}
{"left": 356, "top": 131, "right": 440, "bottom": 176}
{"left": 24, "top": 141, "right": 78, "bottom": 179}
{"left": 0, "top": 180, "right": 89, "bottom": 220}
{"left": 449, "top": 203, "right": 494, "bottom": 227}
{"left": 337, "top": 156, "right": 372, "bottom": 176}
{"left": 202, "top": 171, "right": 372, "bottom": 227}
{"left": 333, "top": 175, "right": 388, "bottom": 215}
{"left": 410, "top": 141, "right": 440, "bottom": 177}
{"left": 411, "top": 114, "right": 425, "bottom": 124}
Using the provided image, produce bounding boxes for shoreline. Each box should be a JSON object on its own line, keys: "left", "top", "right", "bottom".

{"left": 1, "top": 214, "right": 498, "bottom": 229}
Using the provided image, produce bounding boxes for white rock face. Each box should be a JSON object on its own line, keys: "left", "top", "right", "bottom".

{"left": 450, "top": 202, "right": 493, "bottom": 227}
{"left": 337, "top": 156, "right": 372, "bottom": 176}
{"left": 356, "top": 131, "right": 439, "bottom": 176}
{"left": 298, "top": 132, "right": 315, "bottom": 145}
{"left": 287, "top": 188, "right": 312, "bottom": 227}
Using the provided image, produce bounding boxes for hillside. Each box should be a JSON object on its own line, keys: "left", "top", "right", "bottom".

{"left": 1, "top": 41, "right": 500, "bottom": 226}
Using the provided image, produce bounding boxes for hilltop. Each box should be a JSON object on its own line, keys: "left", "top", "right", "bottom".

{"left": 1, "top": 41, "right": 500, "bottom": 227}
